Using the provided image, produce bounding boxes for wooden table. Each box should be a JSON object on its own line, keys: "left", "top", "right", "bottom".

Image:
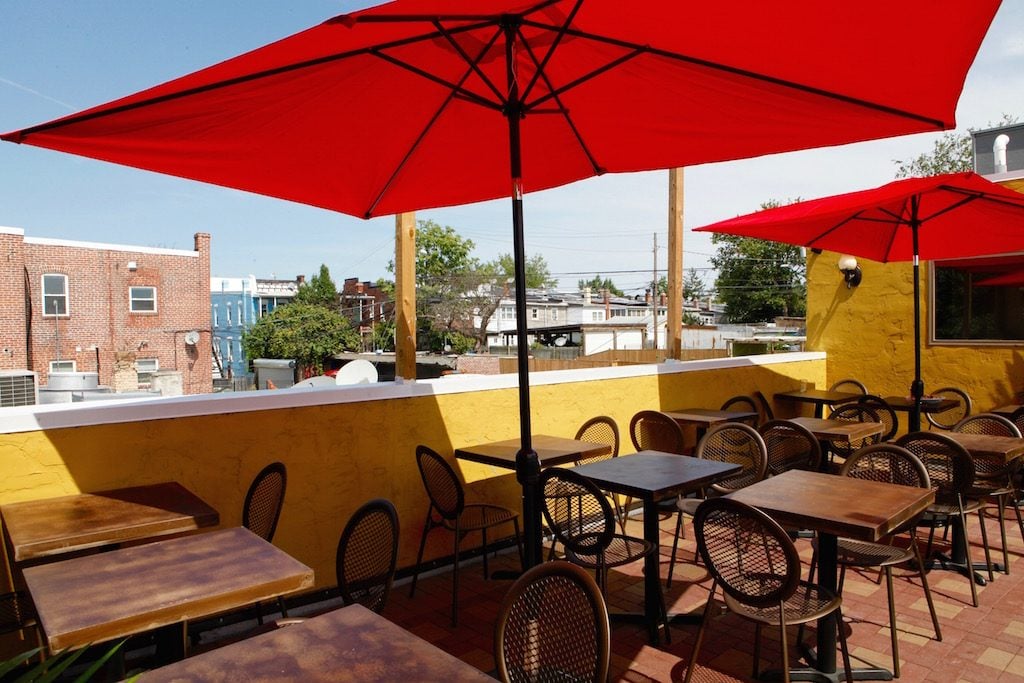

{"left": 663, "top": 407, "right": 758, "bottom": 442}
{"left": 774, "top": 389, "right": 863, "bottom": 418}
{"left": 454, "top": 434, "right": 607, "bottom": 469}
{"left": 138, "top": 604, "right": 492, "bottom": 682}
{"left": 571, "top": 452, "right": 742, "bottom": 644}
{"left": 1, "top": 481, "right": 219, "bottom": 564}
{"left": 991, "top": 403, "right": 1024, "bottom": 421}
{"left": 787, "top": 416, "right": 885, "bottom": 445}
{"left": 945, "top": 431, "right": 1024, "bottom": 462}
{"left": 881, "top": 395, "right": 959, "bottom": 414}
{"left": 730, "top": 470, "right": 934, "bottom": 681}
{"left": 24, "top": 527, "right": 313, "bottom": 653}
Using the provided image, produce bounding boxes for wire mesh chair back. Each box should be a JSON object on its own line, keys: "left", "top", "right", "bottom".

{"left": 827, "top": 403, "right": 883, "bottom": 458}
{"left": 840, "top": 443, "right": 930, "bottom": 489}
{"left": 925, "top": 386, "right": 972, "bottom": 430}
{"left": 494, "top": 560, "right": 611, "bottom": 683}
{"left": 829, "top": 378, "right": 868, "bottom": 394}
{"left": 693, "top": 497, "right": 801, "bottom": 609}
{"left": 629, "top": 410, "right": 686, "bottom": 454}
{"left": 336, "top": 498, "right": 399, "bottom": 614}
{"left": 895, "top": 432, "right": 975, "bottom": 507}
{"left": 720, "top": 395, "right": 759, "bottom": 426}
{"left": 540, "top": 468, "right": 615, "bottom": 560}
{"left": 857, "top": 395, "right": 899, "bottom": 441}
{"left": 415, "top": 445, "right": 465, "bottom": 522}
{"left": 758, "top": 419, "right": 822, "bottom": 475}
{"left": 753, "top": 391, "right": 775, "bottom": 424}
{"left": 242, "top": 461, "right": 287, "bottom": 542}
{"left": 574, "top": 416, "right": 619, "bottom": 467}
{"left": 953, "top": 413, "right": 1021, "bottom": 437}
{"left": 696, "top": 422, "right": 768, "bottom": 493}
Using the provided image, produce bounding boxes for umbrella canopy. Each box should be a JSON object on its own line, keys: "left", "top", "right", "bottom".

{"left": 695, "top": 171, "right": 1024, "bottom": 430}
{"left": 974, "top": 269, "right": 1024, "bottom": 287}
{"left": 1, "top": 1, "right": 1000, "bottom": 569}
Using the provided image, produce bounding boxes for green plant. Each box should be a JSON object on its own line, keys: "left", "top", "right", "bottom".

{"left": 0, "top": 640, "right": 132, "bottom": 682}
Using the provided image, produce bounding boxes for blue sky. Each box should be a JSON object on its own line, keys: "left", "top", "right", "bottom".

{"left": 2, "top": 2, "right": 1023, "bottom": 297}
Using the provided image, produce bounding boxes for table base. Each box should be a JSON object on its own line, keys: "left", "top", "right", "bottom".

{"left": 757, "top": 644, "right": 893, "bottom": 682}
{"left": 926, "top": 554, "right": 995, "bottom": 585}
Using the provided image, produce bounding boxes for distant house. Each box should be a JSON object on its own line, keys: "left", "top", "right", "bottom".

{"left": 340, "top": 278, "right": 393, "bottom": 349}
{"left": 0, "top": 228, "right": 212, "bottom": 397}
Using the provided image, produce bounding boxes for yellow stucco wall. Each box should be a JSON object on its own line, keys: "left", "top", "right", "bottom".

{"left": 806, "top": 250, "right": 1024, "bottom": 425}
{"left": 0, "top": 357, "right": 824, "bottom": 604}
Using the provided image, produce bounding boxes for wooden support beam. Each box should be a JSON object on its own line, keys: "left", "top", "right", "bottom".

{"left": 394, "top": 213, "right": 417, "bottom": 380}
{"left": 667, "top": 168, "right": 684, "bottom": 360}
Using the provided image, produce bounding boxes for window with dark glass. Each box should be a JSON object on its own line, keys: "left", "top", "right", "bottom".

{"left": 42, "top": 274, "right": 68, "bottom": 316}
{"left": 129, "top": 286, "right": 157, "bottom": 313}
{"left": 932, "top": 254, "right": 1024, "bottom": 343}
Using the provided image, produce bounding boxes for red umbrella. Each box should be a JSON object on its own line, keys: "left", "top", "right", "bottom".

{"left": 694, "top": 171, "right": 1024, "bottom": 431}
{"left": 1, "top": 1, "right": 1000, "bottom": 569}
{"left": 974, "top": 270, "right": 1024, "bottom": 287}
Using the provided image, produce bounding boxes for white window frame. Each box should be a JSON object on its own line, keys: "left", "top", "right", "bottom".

{"left": 49, "top": 359, "right": 76, "bottom": 373}
{"left": 42, "top": 274, "right": 69, "bottom": 317}
{"left": 531, "top": 308, "right": 539, "bottom": 320}
{"left": 129, "top": 286, "right": 157, "bottom": 313}
{"left": 136, "top": 358, "right": 159, "bottom": 384}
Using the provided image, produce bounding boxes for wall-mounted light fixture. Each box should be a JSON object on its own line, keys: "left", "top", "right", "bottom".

{"left": 127, "top": 261, "right": 138, "bottom": 271}
{"left": 838, "top": 254, "right": 862, "bottom": 288}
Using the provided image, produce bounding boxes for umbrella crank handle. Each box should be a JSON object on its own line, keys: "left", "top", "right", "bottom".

{"left": 911, "top": 379, "right": 925, "bottom": 399}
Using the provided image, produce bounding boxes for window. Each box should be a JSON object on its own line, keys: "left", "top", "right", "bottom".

{"left": 552, "top": 309, "right": 559, "bottom": 321}
{"left": 226, "top": 337, "right": 234, "bottom": 363}
{"left": 136, "top": 358, "right": 159, "bottom": 384}
{"left": 226, "top": 301, "right": 232, "bottom": 325}
{"left": 42, "top": 274, "right": 68, "bottom": 316}
{"left": 129, "top": 286, "right": 157, "bottom": 313}
{"left": 213, "top": 305, "right": 219, "bottom": 327}
{"left": 500, "top": 306, "right": 515, "bottom": 321}
{"left": 591, "top": 311, "right": 605, "bottom": 321}
{"left": 531, "top": 308, "right": 539, "bottom": 320}
{"left": 932, "top": 255, "right": 1024, "bottom": 343}
{"left": 49, "top": 359, "right": 75, "bottom": 373}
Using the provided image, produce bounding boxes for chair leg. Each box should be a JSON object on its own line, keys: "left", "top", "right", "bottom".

{"left": 884, "top": 566, "right": 900, "bottom": 678}
{"left": 753, "top": 622, "right": 764, "bottom": 681}
{"left": 684, "top": 580, "right": 719, "bottom": 683}
{"left": 451, "top": 522, "right": 462, "bottom": 627}
{"left": 911, "top": 539, "right": 942, "bottom": 642}
{"left": 409, "top": 510, "right": 432, "bottom": 598}
{"left": 776, "top": 606, "right": 789, "bottom": 683}
{"left": 836, "top": 606, "right": 854, "bottom": 683}
{"left": 996, "top": 496, "right": 1011, "bottom": 574}
{"left": 480, "top": 527, "right": 490, "bottom": 580}
{"left": 959, "top": 505, "right": 979, "bottom": 608}
{"left": 512, "top": 518, "right": 524, "bottom": 570}
{"left": 667, "top": 510, "right": 683, "bottom": 588}
{"left": 976, "top": 507, "right": 994, "bottom": 583}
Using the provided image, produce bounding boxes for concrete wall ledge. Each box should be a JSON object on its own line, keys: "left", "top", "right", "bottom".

{"left": 0, "top": 351, "right": 825, "bottom": 435}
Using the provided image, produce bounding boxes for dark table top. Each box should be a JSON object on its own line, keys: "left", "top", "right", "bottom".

{"left": 787, "top": 416, "right": 884, "bottom": 443}
{"left": 454, "top": 434, "right": 606, "bottom": 468}
{"left": 944, "top": 431, "right": 1024, "bottom": 461}
{"left": 991, "top": 404, "right": 1024, "bottom": 419}
{"left": 1, "top": 481, "right": 219, "bottom": 563}
{"left": 774, "top": 389, "right": 863, "bottom": 406}
{"left": 881, "top": 396, "right": 959, "bottom": 413}
{"left": 138, "top": 604, "right": 492, "bottom": 682}
{"left": 662, "top": 408, "right": 758, "bottom": 426}
{"left": 571, "top": 451, "right": 742, "bottom": 501}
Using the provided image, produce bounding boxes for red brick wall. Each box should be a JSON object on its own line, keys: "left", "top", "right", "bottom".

{"left": 0, "top": 230, "right": 29, "bottom": 371}
{"left": 2, "top": 231, "right": 212, "bottom": 394}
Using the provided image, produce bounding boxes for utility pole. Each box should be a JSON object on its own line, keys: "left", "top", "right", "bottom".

{"left": 394, "top": 212, "right": 417, "bottom": 381}
{"left": 652, "top": 232, "right": 658, "bottom": 351}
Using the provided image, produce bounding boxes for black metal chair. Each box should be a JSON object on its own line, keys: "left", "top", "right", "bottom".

{"left": 926, "top": 387, "right": 972, "bottom": 431}
{"left": 243, "top": 461, "right": 288, "bottom": 623}
{"left": 758, "top": 419, "right": 822, "bottom": 476}
{"left": 573, "top": 415, "right": 626, "bottom": 534}
{"left": 336, "top": 498, "right": 400, "bottom": 614}
{"left": 494, "top": 560, "right": 611, "bottom": 683}
{"left": 409, "top": 445, "right": 523, "bottom": 626}
{"left": 829, "top": 378, "right": 868, "bottom": 394}
{"left": 720, "top": 395, "right": 759, "bottom": 426}
{"left": 826, "top": 403, "right": 883, "bottom": 465}
{"left": 686, "top": 498, "right": 853, "bottom": 683}
{"left": 0, "top": 591, "right": 41, "bottom": 659}
{"left": 754, "top": 390, "right": 776, "bottom": 425}
{"left": 629, "top": 410, "right": 686, "bottom": 454}
{"left": 858, "top": 395, "right": 899, "bottom": 442}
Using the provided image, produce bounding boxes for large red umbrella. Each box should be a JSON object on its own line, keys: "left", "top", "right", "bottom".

{"left": 1, "top": 1, "right": 1000, "bottom": 568}
{"left": 695, "top": 171, "right": 1024, "bottom": 431}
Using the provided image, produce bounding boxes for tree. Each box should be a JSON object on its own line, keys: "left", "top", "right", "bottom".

{"left": 577, "top": 275, "right": 623, "bottom": 297}
{"left": 242, "top": 303, "right": 359, "bottom": 375}
{"left": 684, "top": 269, "right": 708, "bottom": 302}
{"left": 293, "top": 264, "right": 338, "bottom": 310}
{"left": 710, "top": 200, "right": 806, "bottom": 323}
{"left": 493, "top": 252, "right": 557, "bottom": 289}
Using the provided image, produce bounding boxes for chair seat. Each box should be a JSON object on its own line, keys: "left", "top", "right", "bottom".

{"left": 925, "top": 498, "right": 985, "bottom": 518}
{"left": 967, "top": 483, "right": 1014, "bottom": 499}
{"left": 677, "top": 496, "right": 703, "bottom": 515}
{"left": 835, "top": 538, "right": 915, "bottom": 568}
{"left": 565, "top": 533, "right": 654, "bottom": 569}
{"left": 724, "top": 580, "right": 841, "bottom": 627}
{"left": 445, "top": 503, "right": 519, "bottom": 532}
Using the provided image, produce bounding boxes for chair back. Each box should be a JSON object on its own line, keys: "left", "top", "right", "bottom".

{"left": 827, "top": 403, "right": 883, "bottom": 457}
{"left": 840, "top": 443, "right": 929, "bottom": 489}
{"left": 629, "top": 410, "right": 686, "bottom": 454}
{"left": 829, "top": 378, "right": 868, "bottom": 394}
{"left": 574, "top": 416, "right": 619, "bottom": 467}
{"left": 415, "top": 445, "right": 465, "bottom": 521}
{"left": 753, "top": 391, "right": 775, "bottom": 424}
{"left": 336, "top": 498, "right": 399, "bottom": 614}
{"left": 857, "top": 395, "right": 899, "bottom": 442}
{"left": 953, "top": 413, "right": 1021, "bottom": 438}
{"left": 895, "top": 432, "right": 975, "bottom": 505}
{"left": 1009, "top": 407, "right": 1024, "bottom": 435}
{"left": 494, "top": 560, "right": 610, "bottom": 683}
{"left": 758, "top": 419, "right": 821, "bottom": 475}
{"left": 696, "top": 422, "right": 768, "bottom": 493}
{"left": 540, "top": 468, "right": 615, "bottom": 560}
{"left": 925, "top": 386, "right": 972, "bottom": 430}
{"left": 693, "top": 497, "right": 801, "bottom": 609}
{"left": 720, "top": 395, "right": 759, "bottom": 426}
{"left": 243, "top": 462, "right": 287, "bottom": 542}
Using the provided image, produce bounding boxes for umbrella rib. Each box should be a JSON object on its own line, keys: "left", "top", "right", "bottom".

{"left": 431, "top": 20, "right": 507, "bottom": 106}
{"left": 937, "top": 185, "right": 1024, "bottom": 214}
{"left": 524, "top": 48, "right": 644, "bottom": 112}
{"left": 370, "top": 48, "right": 503, "bottom": 112}
{"left": 518, "top": 0, "right": 583, "bottom": 105}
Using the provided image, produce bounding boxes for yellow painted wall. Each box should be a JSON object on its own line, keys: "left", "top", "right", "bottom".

{"left": 806, "top": 250, "right": 1024, "bottom": 427}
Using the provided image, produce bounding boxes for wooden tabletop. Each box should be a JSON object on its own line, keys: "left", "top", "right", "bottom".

{"left": 1, "top": 481, "right": 219, "bottom": 563}
{"left": 454, "top": 434, "right": 606, "bottom": 468}
{"left": 944, "top": 431, "right": 1024, "bottom": 461}
{"left": 881, "top": 396, "right": 959, "bottom": 413}
{"left": 729, "top": 470, "right": 934, "bottom": 542}
{"left": 571, "top": 452, "right": 742, "bottom": 501}
{"left": 24, "top": 527, "right": 313, "bottom": 651}
{"left": 774, "top": 389, "right": 863, "bottom": 406}
{"left": 787, "top": 416, "right": 884, "bottom": 443}
{"left": 662, "top": 408, "right": 758, "bottom": 427}
{"left": 138, "top": 604, "right": 492, "bottom": 682}
{"left": 991, "top": 404, "right": 1024, "bottom": 420}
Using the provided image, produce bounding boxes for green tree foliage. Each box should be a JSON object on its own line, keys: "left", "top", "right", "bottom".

{"left": 684, "top": 268, "right": 708, "bottom": 301}
{"left": 293, "top": 264, "right": 339, "bottom": 309}
{"left": 242, "top": 303, "right": 359, "bottom": 375}
{"left": 577, "top": 275, "right": 623, "bottom": 297}
{"left": 494, "top": 252, "right": 557, "bottom": 289}
{"left": 711, "top": 200, "right": 806, "bottom": 323}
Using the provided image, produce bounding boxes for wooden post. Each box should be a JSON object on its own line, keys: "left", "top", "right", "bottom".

{"left": 394, "top": 213, "right": 417, "bottom": 381}
{"left": 667, "top": 168, "right": 684, "bottom": 360}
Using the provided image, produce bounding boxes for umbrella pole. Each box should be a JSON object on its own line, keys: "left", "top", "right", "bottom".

{"left": 504, "top": 18, "right": 541, "bottom": 569}
{"left": 910, "top": 200, "right": 924, "bottom": 432}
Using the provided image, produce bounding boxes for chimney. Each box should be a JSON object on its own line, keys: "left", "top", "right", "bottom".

{"left": 296, "top": 275, "right": 305, "bottom": 285}
{"left": 356, "top": 282, "right": 365, "bottom": 294}
{"left": 603, "top": 288, "right": 610, "bottom": 318}
{"left": 644, "top": 289, "right": 652, "bottom": 304}
{"left": 995, "top": 134, "right": 1010, "bottom": 174}
{"left": 659, "top": 293, "right": 667, "bottom": 306}
{"left": 583, "top": 286, "right": 592, "bottom": 305}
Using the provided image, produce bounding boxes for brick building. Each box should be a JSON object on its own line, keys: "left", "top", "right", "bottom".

{"left": 0, "top": 227, "right": 212, "bottom": 395}
{"left": 340, "top": 277, "right": 393, "bottom": 349}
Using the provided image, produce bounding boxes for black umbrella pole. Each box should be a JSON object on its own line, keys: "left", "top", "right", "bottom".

{"left": 910, "top": 216, "right": 924, "bottom": 432}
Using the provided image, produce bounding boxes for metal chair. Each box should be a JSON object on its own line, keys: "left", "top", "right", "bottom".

{"left": 685, "top": 498, "right": 853, "bottom": 683}
{"left": 1010, "top": 406, "right": 1024, "bottom": 436}
{"left": 754, "top": 390, "right": 776, "bottom": 425}
{"left": 667, "top": 422, "right": 768, "bottom": 587}
{"left": 829, "top": 378, "right": 868, "bottom": 394}
{"left": 826, "top": 403, "right": 883, "bottom": 464}
{"left": 858, "top": 395, "right": 899, "bottom": 442}
{"left": 243, "top": 462, "right": 288, "bottom": 624}
{"left": 758, "top": 419, "right": 822, "bottom": 476}
{"left": 494, "top": 560, "right": 611, "bottom": 683}
{"left": 720, "top": 395, "right": 759, "bottom": 426}
{"left": 540, "top": 467, "right": 670, "bottom": 643}
{"left": 953, "top": 414, "right": 1024, "bottom": 577}
{"left": 925, "top": 387, "right": 972, "bottom": 430}
{"left": 336, "top": 498, "right": 400, "bottom": 614}
{"left": 895, "top": 432, "right": 983, "bottom": 607}
{"left": 0, "top": 591, "right": 41, "bottom": 659}
{"left": 629, "top": 410, "right": 686, "bottom": 454}
{"left": 409, "top": 445, "right": 523, "bottom": 626}
{"left": 807, "top": 444, "right": 942, "bottom": 677}
{"left": 573, "top": 415, "right": 626, "bottom": 535}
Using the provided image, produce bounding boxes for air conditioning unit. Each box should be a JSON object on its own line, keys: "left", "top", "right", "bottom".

{"left": 0, "top": 370, "right": 38, "bottom": 407}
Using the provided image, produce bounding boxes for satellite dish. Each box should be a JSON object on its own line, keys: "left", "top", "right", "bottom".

{"left": 291, "top": 375, "right": 336, "bottom": 389}
{"left": 554, "top": 336, "right": 567, "bottom": 347}
{"left": 335, "top": 359, "right": 378, "bottom": 385}
{"left": 184, "top": 331, "right": 200, "bottom": 346}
